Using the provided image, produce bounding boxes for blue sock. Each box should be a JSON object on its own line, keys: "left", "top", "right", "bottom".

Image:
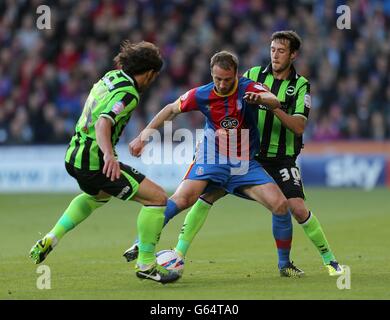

{"left": 163, "top": 198, "right": 180, "bottom": 226}
{"left": 133, "top": 199, "right": 180, "bottom": 245}
{"left": 272, "top": 211, "right": 293, "bottom": 269}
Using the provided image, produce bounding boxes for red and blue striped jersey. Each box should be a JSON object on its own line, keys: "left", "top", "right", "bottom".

{"left": 178, "top": 77, "right": 268, "bottom": 162}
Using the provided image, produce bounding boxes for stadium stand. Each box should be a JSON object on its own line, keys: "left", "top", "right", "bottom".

{"left": 0, "top": 0, "right": 389, "bottom": 145}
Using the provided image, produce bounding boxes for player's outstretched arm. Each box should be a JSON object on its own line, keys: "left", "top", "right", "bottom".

{"left": 129, "top": 100, "right": 182, "bottom": 157}
{"left": 144, "top": 100, "right": 182, "bottom": 132}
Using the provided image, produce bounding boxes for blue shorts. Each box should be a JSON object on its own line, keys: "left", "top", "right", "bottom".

{"left": 184, "top": 159, "right": 275, "bottom": 198}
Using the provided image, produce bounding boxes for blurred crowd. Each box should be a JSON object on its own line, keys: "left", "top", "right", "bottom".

{"left": 0, "top": 0, "right": 389, "bottom": 145}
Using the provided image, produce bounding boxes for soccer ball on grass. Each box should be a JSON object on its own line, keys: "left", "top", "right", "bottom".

{"left": 156, "top": 249, "right": 184, "bottom": 273}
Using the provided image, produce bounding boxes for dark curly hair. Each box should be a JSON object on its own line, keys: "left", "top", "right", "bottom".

{"left": 271, "top": 30, "right": 302, "bottom": 53}
{"left": 114, "top": 40, "right": 163, "bottom": 76}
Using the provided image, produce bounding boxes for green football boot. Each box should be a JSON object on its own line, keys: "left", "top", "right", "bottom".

{"left": 29, "top": 237, "right": 54, "bottom": 264}
{"left": 326, "top": 261, "right": 345, "bottom": 276}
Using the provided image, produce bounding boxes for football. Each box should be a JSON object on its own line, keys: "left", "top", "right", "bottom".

{"left": 156, "top": 249, "right": 185, "bottom": 273}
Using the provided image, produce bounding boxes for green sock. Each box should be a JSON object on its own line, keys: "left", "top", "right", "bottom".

{"left": 137, "top": 206, "right": 165, "bottom": 266}
{"left": 300, "top": 211, "right": 336, "bottom": 265}
{"left": 175, "top": 198, "right": 212, "bottom": 257}
{"left": 48, "top": 193, "right": 109, "bottom": 242}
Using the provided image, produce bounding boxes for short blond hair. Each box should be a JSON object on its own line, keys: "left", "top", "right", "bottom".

{"left": 210, "top": 51, "right": 238, "bottom": 73}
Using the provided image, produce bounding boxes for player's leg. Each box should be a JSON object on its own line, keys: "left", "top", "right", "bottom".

{"left": 169, "top": 163, "right": 229, "bottom": 260}
{"left": 30, "top": 191, "right": 111, "bottom": 264}
{"left": 239, "top": 182, "right": 296, "bottom": 273}
{"left": 123, "top": 186, "right": 226, "bottom": 262}
{"left": 229, "top": 160, "right": 303, "bottom": 277}
{"left": 124, "top": 189, "right": 226, "bottom": 262}
{"left": 175, "top": 188, "right": 226, "bottom": 257}
{"left": 133, "top": 178, "right": 210, "bottom": 283}
{"left": 260, "top": 161, "right": 301, "bottom": 273}
{"left": 123, "top": 178, "right": 209, "bottom": 262}
{"left": 239, "top": 182, "right": 293, "bottom": 268}
{"left": 124, "top": 162, "right": 227, "bottom": 262}
{"left": 239, "top": 183, "right": 303, "bottom": 277}
{"left": 104, "top": 163, "right": 180, "bottom": 283}
{"left": 30, "top": 164, "right": 112, "bottom": 264}
{"left": 167, "top": 179, "right": 225, "bottom": 227}
{"left": 49, "top": 191, "right": 111, "bottom": 241}
{"left": 231, "top": 161, "right": 292, "bottom": 262}
{"left": 167, "top": 179, "right": 210, "bottom": 218}
{"left": 240, "top": 182, "right": 288, "bottom": 214}
{"left": 289, "top": 197, "right": 344, "bottom": 276}
{"left": 168, "top": 161, "right": 228, "bottom": 216}
{"left": 131, "top": 178, "right": 168, "bottom": 270}
{"left": 263, "top": 160, "right": 343, "bottom": 276}
{"left": 123, "top": 177, "right": 167, "bottom": 262}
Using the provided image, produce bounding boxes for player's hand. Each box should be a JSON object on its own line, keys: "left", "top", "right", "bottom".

{"left": 244, "top": 92, "right": 263, "bottom": 105}
{"left": 102, "top": 153, "right": 121, "bottom": 181}
{"left": 129, "top": 136, "right": 144, "bottom": 157}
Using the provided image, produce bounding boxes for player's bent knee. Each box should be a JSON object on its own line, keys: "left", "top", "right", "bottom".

{"left": 172, "top": 195, "right": 197, "bottom": 210}
{"left": 154, "top": 190, "right": 168, "bottom": 206}
{"left": 273, "top": 198, "right": 289, "bottom": 215}
{"left": 144, "top": 186, "right": 168, "bottom": 206}
{"left": 291, "top": 207, "right": 309, "bottom": 223}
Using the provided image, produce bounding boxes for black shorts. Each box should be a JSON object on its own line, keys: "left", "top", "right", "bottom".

{"left": 65, "top": 162, "right": 145, "bottom": 200}
{"left": 256, "top": 157, "right": 306, "bottom": 200}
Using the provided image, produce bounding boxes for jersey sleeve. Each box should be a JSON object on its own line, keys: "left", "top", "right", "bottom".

{"left": 178, "top": 88, "right": 198, "bottom": 113}
{"left": 100, "top": 92, "right": 138, "bottom": 125}
{"left": 293, "top": 82, "right": 311, "bottom": 120}
{"left": 245, "top": 81, "right": 269, "bottom": 94}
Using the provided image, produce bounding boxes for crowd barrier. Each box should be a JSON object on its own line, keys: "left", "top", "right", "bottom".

{"left": 0, "top": 142, "right": 389, "bottom": 193}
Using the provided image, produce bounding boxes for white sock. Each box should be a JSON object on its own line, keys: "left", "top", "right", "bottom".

{"left": 46, "top": 233, "right": 58, "bottom": 248}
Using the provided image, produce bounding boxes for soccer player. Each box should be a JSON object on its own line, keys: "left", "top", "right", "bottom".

{"left": 126, "top": 32, "right": 344, "bottom": 277}
{"left": 243, "top": 31, "right": 343, "bottom": 276}
{"left": 29, "top": 41, "right": 180, "bottom": 284}
{"left": 126, "top": 50, "right": 304, "bottom": 275}
{"left": 127, "top": 31, "right": 343, "bottom": 277}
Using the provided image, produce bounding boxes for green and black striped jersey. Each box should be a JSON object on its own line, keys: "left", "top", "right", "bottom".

{"left": 243, "top": 64, "right": 311, "bottom": 160}
{"left": 65, "top": 69, "right": 140, "bottom": 170}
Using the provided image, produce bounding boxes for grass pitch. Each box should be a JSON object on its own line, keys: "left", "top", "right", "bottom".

{"left": 1, "top": 188, "right": 389, "bottom": 300}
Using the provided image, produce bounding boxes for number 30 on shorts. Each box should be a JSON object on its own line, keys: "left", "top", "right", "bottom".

{"left": 279, "top": 167, "right": 301, "bottom": 182}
